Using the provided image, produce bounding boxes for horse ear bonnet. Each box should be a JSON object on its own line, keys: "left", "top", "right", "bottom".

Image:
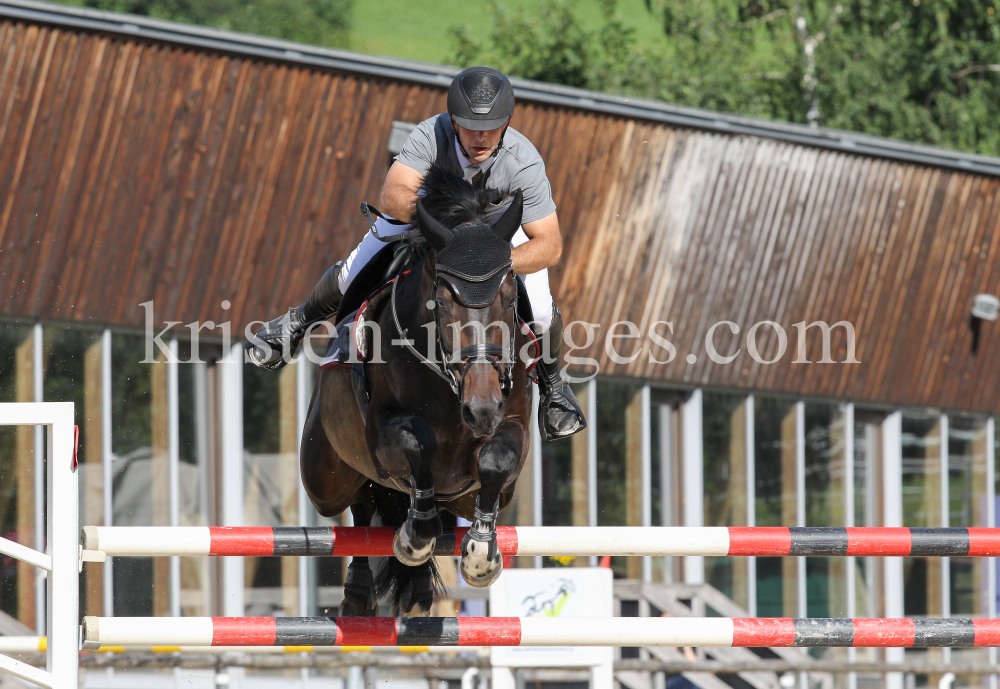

{"left": 416, "top": 166, "right": 517, "bottom": 307}
{"left": 436, "top": 225, "right": 513, "bottom": 307}
{"left": 416, "top": 200, "right": 454, "bottom": 250}
{"left": 491, "top": 190, "right": 522, "bottom": 243}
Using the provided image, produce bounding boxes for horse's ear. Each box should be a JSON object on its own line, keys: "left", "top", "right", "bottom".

{"left": 416, "top": 199, "right": 453, "bottom": 251}
{"left": 491, "top": 190, "right": 523, "bottom": 243}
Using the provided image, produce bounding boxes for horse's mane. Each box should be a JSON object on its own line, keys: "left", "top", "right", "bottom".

{"left": 396, "top": 164, "right": 502, "bottom": 277}
{"left": 419, "top": 164, "right": 498, "bottom": 228}
{"left": 401, "top": 164, "right": 499, "bottom": 257}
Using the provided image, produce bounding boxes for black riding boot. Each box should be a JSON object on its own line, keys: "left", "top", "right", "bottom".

{"left": 245, "top": 261, "right": 345, "bottom": 371}
{"left": 534, "top": 305, "right": 587, "bottom": 441}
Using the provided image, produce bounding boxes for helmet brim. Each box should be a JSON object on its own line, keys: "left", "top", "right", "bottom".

{"left": 451, "top": 114, "right": 510, "bottom": 131}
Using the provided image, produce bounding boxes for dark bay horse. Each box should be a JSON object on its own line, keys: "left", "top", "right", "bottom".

{"left": 300, "top": 166, "right": 532, "bottom": 615}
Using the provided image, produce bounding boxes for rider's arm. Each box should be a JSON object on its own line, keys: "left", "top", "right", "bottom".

{"left": 379, "top": 161, "right": 424, "bottom": 222}
{"left": 512, "top": 211, "right": 562, "bottom": 275}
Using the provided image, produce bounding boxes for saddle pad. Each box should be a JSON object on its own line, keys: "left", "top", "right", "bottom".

{"left": 318, "top": 310, "right": 359, "bottom": 369}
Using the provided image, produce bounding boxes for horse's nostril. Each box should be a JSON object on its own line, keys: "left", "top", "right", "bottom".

{"left": 462, "top": 404, "right": 478, "bottom": 428}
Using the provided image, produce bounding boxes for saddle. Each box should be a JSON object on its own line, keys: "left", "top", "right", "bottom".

{"left": 318, "top": 273, "right": 397, "bottom": 420}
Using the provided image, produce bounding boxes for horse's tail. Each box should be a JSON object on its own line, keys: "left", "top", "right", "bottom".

{"left": 370, "top": 481, "right": 447, "bottom": 615}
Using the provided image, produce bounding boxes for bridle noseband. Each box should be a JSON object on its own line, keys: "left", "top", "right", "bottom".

{"left": 391, "top": 267, "right": 517, "bottom": 401}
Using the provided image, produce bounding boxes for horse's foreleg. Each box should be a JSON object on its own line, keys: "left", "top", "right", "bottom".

{"left": 374, "top": 407, "right": 442, "bottom": 566}
{"left": 340, "top": 492, "right": 380, "bottom": 617}
{"left": 461, "top": 421, "right": 525, "bottom": 587}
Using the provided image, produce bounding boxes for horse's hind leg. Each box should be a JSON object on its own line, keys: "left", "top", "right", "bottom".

{"left": 461, "top": 420, "right": 525, "bottom": 587}
{"left": 340, "top": 491, "right": 380, "bottom": 617}
{"left": 371, "top": 407, "right": 442, "bottom": 566}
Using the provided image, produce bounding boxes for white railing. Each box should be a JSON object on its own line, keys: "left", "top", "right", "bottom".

{"left": 0, "top": 403, "right": 78, "bottom": 689}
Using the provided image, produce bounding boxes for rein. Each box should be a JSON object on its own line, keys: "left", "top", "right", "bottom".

{"left": 390, "top": 270, "right": 518, "bottom": 400}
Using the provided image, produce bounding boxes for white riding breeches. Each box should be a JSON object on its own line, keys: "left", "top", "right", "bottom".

{"left": 340, "top": 217, "right": 555, "bottom": 331}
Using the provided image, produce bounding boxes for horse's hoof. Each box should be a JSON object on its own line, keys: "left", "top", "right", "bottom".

{"left": 393, "top": 522, "right": 436, "bottom": 566}
{"left": 460, "top": 537, "right": 503, "bottom": 587}
{"left": 396, "top": 575, "right": 435, "bottom": 617}
{"left": 339, "top": 583, "right": 379, "bottom": 617}
{"left": 339, "top": 597, "right": 379, "bottom": 617}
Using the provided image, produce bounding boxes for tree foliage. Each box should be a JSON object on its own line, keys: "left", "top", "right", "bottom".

{"left": 452, "top": 0, "right": 1000, "bottom": 156}
{"left": 80, "top": 0, "right": 352, "bottom": 48}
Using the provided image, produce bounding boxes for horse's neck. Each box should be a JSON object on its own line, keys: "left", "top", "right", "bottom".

{"left": 392, "top": 254, "right": 436, "bottom": 350}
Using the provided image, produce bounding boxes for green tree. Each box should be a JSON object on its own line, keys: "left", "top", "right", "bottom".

{"left": 76, "top": 0, "right": 352, "bottom": 48}
{"left": 452, "top": 0, "right": 1000, "bottom": 156}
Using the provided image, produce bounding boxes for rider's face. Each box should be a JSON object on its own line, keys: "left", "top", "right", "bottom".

{"left": 453, "top": 119, "right": 507, "bottom": 164}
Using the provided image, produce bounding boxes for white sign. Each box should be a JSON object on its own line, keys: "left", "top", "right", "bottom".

{"left": 489, "top": 567, "right": 614, "bottom": 668}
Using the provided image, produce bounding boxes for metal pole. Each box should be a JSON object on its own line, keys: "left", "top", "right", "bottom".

{"left": 658, "top": 404, "right": 673, "bottom": 581}
{"left": 986, "top": 417, "right": 996, "bottom": 689}
{"left": 168, "top": 338, "right": 181, "bottom": 618}
{"left": 587, "top": 379, "right": 597, "bottom": 566}
{"left": 531, "top": 391, "right": 542, "bottom": 569}
{"left": 883, "top": 411, "right": 904, "bottom": 689}
{"left": 48, "top": 402, "right": 80, "bottom": 688}
{"left": 33, "top": 323, "right": 45, "bottom": 635}
{"left": 682, "top": 389, "right": 703, "bottom": 583}
{"left": 641, "top": 385, "right": 651, "bottom": 583}
{"left": 940, "top": 414, "right": 950, "bottom": 666}
{"left": 220, "top": 344, "right": 244, "bottom": 617}
{"left": 193, "top": 360, "right": 211, "bottom": 615}
{"left": 795, "top": 402, "right": 806, "bottom": 689}
{"left": 745, "top": 394, "right": 756, "bottom": 617}
{"left": 844, "top": 404, "right": 857, "bottom": 689}
{"left": 102, "top": 329, "right": 114, "bottom": 618}
{"left": 296, "top": 358, "right": 312, "bottom": 616}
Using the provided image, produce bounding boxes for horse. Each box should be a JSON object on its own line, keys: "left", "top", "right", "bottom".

{"left": 299, "top": 165, "right": 533, "bottom": 616}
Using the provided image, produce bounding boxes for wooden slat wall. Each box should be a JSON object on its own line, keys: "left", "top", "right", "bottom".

{"left": 2, "top": 19, "right": 999, "bottom": 413}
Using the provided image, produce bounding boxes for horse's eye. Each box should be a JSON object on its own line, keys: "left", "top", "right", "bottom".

{"left": 436, "top": 298, "right": 449, "bottom": 311}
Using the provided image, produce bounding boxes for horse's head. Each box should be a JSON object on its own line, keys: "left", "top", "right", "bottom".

{"left": 413, "top": 167, "right": 523, "bottom": 437}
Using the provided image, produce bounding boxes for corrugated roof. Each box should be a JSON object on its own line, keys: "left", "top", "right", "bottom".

{"left": 2, "top": 0, "right": 1000, "bottom": 177}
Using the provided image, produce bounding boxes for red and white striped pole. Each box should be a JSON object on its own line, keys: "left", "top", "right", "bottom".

{"left": 83, "top": 526, "right": 1000, "bottom": 558}
{"left": 82, "top": 617, "right": 1000, "bottom": 649}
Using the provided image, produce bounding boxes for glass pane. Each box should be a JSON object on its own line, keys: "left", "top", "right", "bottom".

{"left": 901, "top": 412, "right": 942, "bottom": 618}
{"left": 703, "top": 393, "right": 747, "bottom": 607}
{"left": 755, "top": 396, "right": 796, "bottom": 617}
{"left": 177, "top": 339, "right": 214, "bottom": 616}
{"left": 110, "top": 333, "right": 155, "bottom": 616}
{"left": 243, "top": 362, "right": 300, "bottom": 616}
{"left": 949, "top": 413, "right": 988, "bottom": 680}
{"left": 651, "top": 397, "right": 677, "bottom": 584}
{"left": 541, "top": 436, "right": 572, "bottom": 528}
{"left": 948, "top": 416, "right": 987, "bottom": 618}
{"left": 853, "top": 416, "right": 880, "bottom": 627}
{"left": 595, "top": 380, "right": 641, "bottom": 578}
{"left": 804, "top": 403, "right": 847, "bottom": 618}
{"left": 0, "top": 323, "right": 33, "bottom": 626}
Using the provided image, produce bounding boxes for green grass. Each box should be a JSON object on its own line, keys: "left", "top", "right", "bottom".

{"left": 347, "top": 0, "right": 666, "bottom": 66}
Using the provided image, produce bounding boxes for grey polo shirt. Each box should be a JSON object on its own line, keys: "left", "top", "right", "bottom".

{"left": 395, "top": 113, "right": 557, "bottom": 225}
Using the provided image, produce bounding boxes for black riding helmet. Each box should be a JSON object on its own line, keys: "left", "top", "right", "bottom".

{"left": 447, "top": 66, "right": 515, "bottom": 131}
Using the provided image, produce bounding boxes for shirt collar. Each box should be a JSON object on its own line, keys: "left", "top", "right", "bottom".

{"left": 455, "top": 137, "right": 497, "bottom": 184}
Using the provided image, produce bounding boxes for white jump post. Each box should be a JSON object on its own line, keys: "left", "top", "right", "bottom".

{"left": 0, "top": 402, "right": 79, "bottom": 689}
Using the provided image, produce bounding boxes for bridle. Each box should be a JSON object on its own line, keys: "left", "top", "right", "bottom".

{"left": 391, "top": 266, "right": 517, "bottom": 401}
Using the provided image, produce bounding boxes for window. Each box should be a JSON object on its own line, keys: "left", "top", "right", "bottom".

{"left": 703, "top": 393, "right": 747, "bottom": 607}
{"left": 754, "top": 396, "right": 796, "bottom": 617}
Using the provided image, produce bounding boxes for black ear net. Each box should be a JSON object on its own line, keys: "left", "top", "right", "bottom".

{"left": 416, "top": 199, "right": 454, "bottom": 250}
{"left": 491, "top": 190, "right": 523, "bottom": 243}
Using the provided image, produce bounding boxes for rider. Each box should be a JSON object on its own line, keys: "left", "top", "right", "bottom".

{"left": 247, "top": 66, "right": 585, "bottom": 441}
